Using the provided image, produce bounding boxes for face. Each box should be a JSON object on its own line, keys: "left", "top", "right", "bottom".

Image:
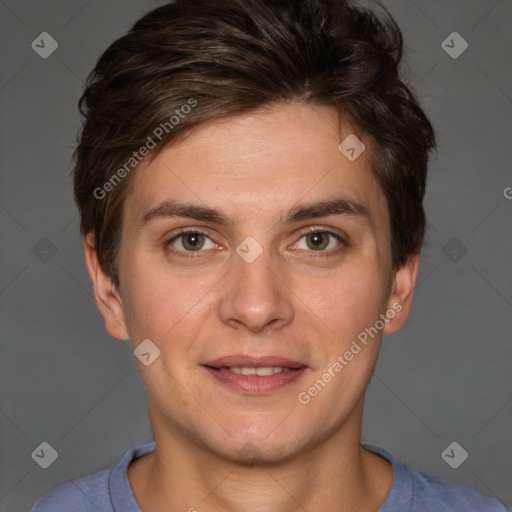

{"left": 86, "top": 101, "right": 418, "bottom": 463}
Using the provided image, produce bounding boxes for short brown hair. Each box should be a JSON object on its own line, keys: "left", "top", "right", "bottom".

{"left": 73, "top": 0, "right": 436, "bottom": 288}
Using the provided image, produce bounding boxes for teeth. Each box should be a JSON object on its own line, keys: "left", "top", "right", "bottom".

{"left": 228, "top": 366, "right": 289, "bottom": 376}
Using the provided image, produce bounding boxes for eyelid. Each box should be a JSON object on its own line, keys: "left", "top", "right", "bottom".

{"left": 295, "top": 225, "right": 346, "bottom": 240}
{"left": 167, "top": 227, "right": 211, "bottom": 240}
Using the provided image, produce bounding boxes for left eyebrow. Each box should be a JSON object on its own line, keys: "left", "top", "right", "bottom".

{"left": 138, "top": 197, "right": 371, "bottom": 230}
{"left": 283, "top": 198, "right": 371, "bottom": 224}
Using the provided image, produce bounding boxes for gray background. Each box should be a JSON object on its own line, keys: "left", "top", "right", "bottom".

{"left": 1, "top": 0, "right": 511, "bottom": 510}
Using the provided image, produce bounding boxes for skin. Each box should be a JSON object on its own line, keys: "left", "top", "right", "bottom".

{"left": 84, "top": 101, "right": 420, "bottom": 511}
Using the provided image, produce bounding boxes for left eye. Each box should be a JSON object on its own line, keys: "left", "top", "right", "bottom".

{"left": 295, "top": 231, "right": 343, "bottom": 251}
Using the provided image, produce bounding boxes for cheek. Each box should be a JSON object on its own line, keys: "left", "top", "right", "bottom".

{"left": 123, "top": 263, "right": 216, "bottom": 347}
{"left": 297, "top": 262, "right": 388, "bottom": 339}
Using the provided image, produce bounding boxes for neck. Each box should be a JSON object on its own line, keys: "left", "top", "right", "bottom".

{"left": 128, "top": 400, "right": 392, "bottom": 512}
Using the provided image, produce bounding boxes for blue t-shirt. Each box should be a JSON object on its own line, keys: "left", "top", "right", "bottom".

{"left": 31, "top": 442, "right": 507, "bottom": 511}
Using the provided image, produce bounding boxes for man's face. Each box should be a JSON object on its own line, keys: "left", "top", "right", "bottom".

{"left": 89, "top": 102, "right": 415, "bottom": 462}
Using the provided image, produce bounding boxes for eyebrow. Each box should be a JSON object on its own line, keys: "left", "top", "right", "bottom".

{"left": 138, "top": 197, "right": 371, "bottom": 230}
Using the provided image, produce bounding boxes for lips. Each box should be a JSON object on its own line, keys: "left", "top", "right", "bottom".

{"left": 201, "top": 355, "right": 308, "bottom": 395}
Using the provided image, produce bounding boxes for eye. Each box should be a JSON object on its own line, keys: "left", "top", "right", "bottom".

{"left": 166, "top": 230, "right": 217, "bottom": 254}
{"left": 165, "top": 227, "right": 345, "bottom": 258}
{"left": 294, "top": 229, "right": 345, "bottom": 253}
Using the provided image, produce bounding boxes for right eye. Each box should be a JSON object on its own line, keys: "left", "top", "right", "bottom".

{"left": 165, "top": 229, "right": 218, "bottom": 257}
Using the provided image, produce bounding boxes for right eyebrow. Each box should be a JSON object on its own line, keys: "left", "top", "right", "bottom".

{"left": 139, "top": 201, "right": 234, "bottom": 230}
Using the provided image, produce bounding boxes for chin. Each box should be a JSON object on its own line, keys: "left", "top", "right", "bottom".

{"left": 219, "top": 439, "right": 300, "bottom": 465}
{"left": 198, "top": 419, "right": 309, "bottom": 465}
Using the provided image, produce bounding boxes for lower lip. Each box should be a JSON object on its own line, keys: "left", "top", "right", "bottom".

{"left": 202, "top": 366, "right": 307, "bottom": 395}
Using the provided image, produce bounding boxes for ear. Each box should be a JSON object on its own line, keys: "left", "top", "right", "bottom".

{"left": 383, "top": 251, "right": 420, "bottom": 336}
{"left": 83, "top": 233, "right": 130, "bottom": 340}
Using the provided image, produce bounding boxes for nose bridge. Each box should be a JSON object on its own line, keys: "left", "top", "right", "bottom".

{"left": 219, "top": 237, "right": 293, "bottom": 332}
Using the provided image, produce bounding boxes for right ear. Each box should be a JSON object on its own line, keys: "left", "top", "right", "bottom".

{"left": 83, "top": 233, "right": 130, "bottom": 340}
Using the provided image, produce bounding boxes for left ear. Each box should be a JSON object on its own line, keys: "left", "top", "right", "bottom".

{"left": 383, "top": 251, "right": 420, "bottom": 335}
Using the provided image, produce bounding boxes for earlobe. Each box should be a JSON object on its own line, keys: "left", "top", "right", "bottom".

{"left": 383, "top": 252, "right": 420, "bottom": 336}
{"left": 83, "top": 233, "right": 130, "bottom": 340}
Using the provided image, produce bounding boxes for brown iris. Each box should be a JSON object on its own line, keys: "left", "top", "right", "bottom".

{"left": 305, "top": 232, "right": 329, "bottom": 251}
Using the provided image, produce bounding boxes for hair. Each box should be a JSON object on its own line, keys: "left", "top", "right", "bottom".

{"left": 73, "top": 0, "right": 436, "bottom": 288}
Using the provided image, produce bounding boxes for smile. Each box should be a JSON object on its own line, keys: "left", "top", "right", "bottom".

{"left": 201, "top": 357, "right": 307, "bottom": 395}
{"left": 226, "top": 366, "right": 292, "bottom": 376}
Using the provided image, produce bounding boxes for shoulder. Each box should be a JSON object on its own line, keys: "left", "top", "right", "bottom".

{"left": 30, "top": 468, "right": 111, "bottom": 512}
{"left": 363, "top": 444, "right": 507, "bottom": 512}
{"left": 404, "top": 464, "right": 507, "bottom": 511}
{"left": 30, "top": 441, "right": 156, "bottom": 512}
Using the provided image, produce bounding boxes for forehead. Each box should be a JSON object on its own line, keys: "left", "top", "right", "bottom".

{"left": 123, "top": 102, "right": 388, "bottom": 231}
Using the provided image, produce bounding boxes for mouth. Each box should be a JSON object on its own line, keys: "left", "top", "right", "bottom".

{"left": 218, "top": 366, "right": 294, "bottom": 376}
{"left": 201, "top": 355, "right": 308, "bottom": 395}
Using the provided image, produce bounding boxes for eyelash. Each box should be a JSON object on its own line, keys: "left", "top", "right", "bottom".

{"left": 164, "top": 227, "right": 346, "bottom": 259}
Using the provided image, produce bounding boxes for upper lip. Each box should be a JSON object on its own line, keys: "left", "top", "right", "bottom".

{"left": 202, "top": 355, "right": 307, "bottom": 369}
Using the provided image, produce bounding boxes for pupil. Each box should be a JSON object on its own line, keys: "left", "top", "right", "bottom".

{"left": 308, "top": 232, "right": 327, "bottom": 250}
{"left": 185, "top": 233, "right": 203, "bottom": 250}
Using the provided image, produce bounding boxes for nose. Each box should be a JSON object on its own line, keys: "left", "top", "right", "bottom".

{"left": 218, "top": 243, "right": 294, "bottom": 334}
